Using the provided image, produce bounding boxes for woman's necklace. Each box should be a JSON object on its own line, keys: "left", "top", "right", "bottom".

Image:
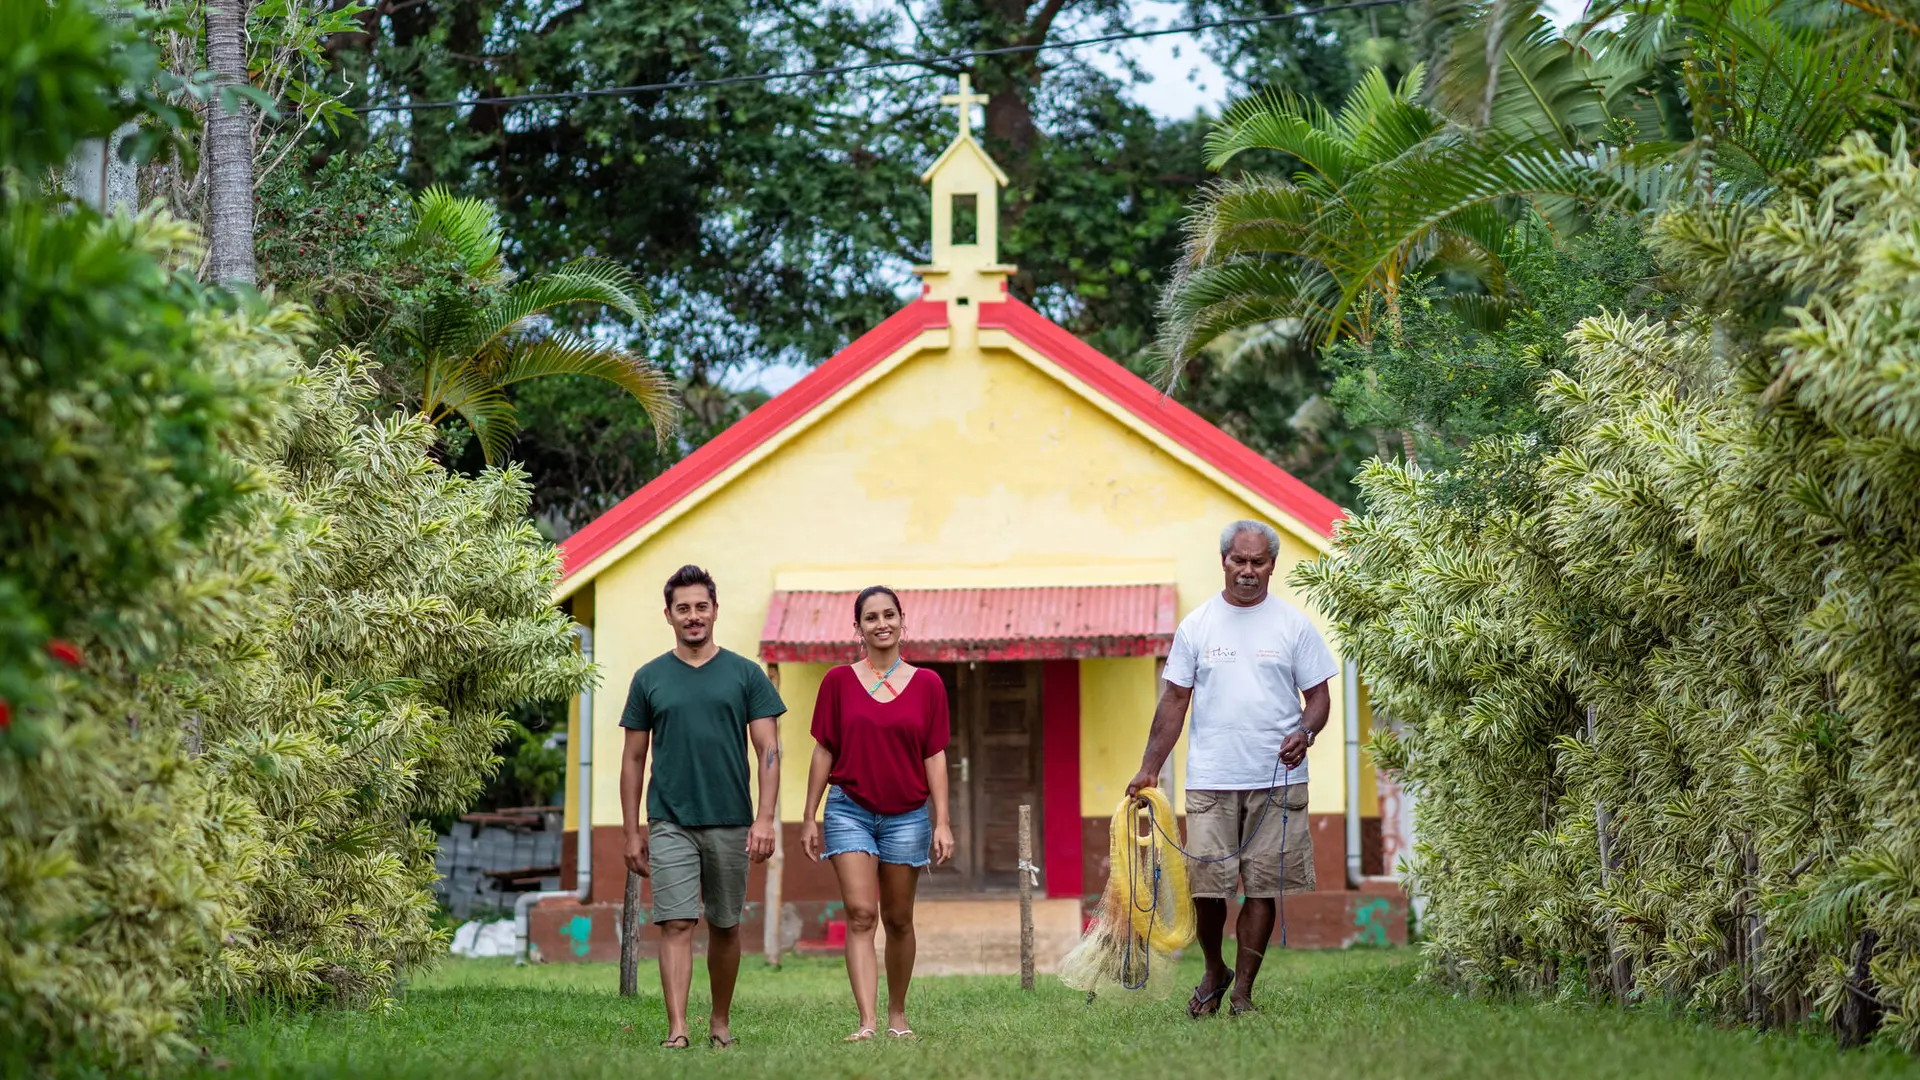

{"left": 864, "top": 655, "right": 902, "bottom": 698}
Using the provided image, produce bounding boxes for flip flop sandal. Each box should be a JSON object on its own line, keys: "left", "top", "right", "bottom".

{"left": 1229, "top": 999, "right": 1260, "bottom": 1017}
{"left": 1187, "top": 979, "right": 1232, "bottom": 1019}
{"left": 659, "top": 1035, "right": 691, "bottom": 1049}
{"left": 844, "top": 1028, "right": 876, "bottom": 1043}
{"left": 886, "top": 1028, "right": 918, "bottom": 1040}
{"left": 709, "top": 1034, "right": 738, "bottom": 1049}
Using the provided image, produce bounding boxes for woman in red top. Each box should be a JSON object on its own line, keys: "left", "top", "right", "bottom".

{"left": 801, "top": 586, "right": 954, "bottom": 1041}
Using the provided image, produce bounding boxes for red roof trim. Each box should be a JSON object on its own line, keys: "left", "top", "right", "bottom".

{"left": 977, "top": 298, "right": 1344, "bottom": 538}
{"left": 559, "top": 300, "right": 948, "bottom": 579}
{"left": 559, "top": 295, "right": 1344, "bottom": 584}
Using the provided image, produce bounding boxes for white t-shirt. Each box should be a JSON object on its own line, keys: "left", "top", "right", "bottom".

{"left": 1163, "top": 592, "right": 1340, "bottom": 790}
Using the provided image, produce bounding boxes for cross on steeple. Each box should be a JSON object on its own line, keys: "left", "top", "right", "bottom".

{"left": 940, "top": 74, "right": 990, "bottom": 139}
{"left": 916, "top": 76, "right": 1013, "bottom": 333}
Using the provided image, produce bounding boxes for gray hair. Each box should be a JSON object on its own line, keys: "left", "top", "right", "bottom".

{"left": 1219, "top": 519, "right": 1281, "bottom": 562}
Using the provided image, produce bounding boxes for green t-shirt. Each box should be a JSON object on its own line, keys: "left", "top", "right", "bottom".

{"left": 621, "top": 648, "right": 786, "bottom": 828}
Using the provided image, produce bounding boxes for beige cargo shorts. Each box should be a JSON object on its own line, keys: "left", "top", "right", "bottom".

{"left": 1184, "top": 784, "right": 1313, "bottom": 899}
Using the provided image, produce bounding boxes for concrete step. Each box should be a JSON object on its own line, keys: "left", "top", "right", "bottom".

{"left": 876, "top": 898, "right": 1083, "bottom": 976}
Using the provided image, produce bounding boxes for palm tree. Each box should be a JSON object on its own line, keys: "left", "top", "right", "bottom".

{"left": 1155, "top": 63, "right": 1628, "bottom": 382}
{"left": 1157, "top": 0, "right": 1918, "bottom": 388}
{"left": 204, "top": 0, "right": 255, "bottom": 285}
{"left": 397, "top": 188, "right": 677, "bottom": 466}
{"left": 1572, "top": 0, "right": 1903, "bottom": 192}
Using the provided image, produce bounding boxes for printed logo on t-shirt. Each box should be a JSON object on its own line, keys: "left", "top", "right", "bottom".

{"left": 1204, "top": 646, "right": 1238, "bottom": 662}
{"left": 1256, "top": 649, "right": 1287, "bottom": 660}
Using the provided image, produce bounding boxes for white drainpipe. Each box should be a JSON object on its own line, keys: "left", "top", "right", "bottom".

{"left": 516, "top": 623, "right": 594, "bottom": 964}
{"left": 1343, "top": 658, "right": 1363, "bottom": 889}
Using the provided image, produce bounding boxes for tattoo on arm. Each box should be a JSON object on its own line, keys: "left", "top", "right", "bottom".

{"left": 764, "top": 747, "right": 780, "bottom": 769}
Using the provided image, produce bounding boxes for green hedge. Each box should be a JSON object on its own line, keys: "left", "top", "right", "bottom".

{"left": 1, "top": 0, "right": 590, "bottom": 1068}
{"left": 1300, "top": 133, "right": 1920, "bottom": 1048}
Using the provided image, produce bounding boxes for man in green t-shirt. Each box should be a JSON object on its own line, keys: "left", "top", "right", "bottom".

{"left": 619, "top": 564, "right": 784, "bottom": 1050}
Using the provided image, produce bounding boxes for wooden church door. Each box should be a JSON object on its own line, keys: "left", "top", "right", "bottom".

{"left": 923, "top": 662, "right": 1044, "bottom": 891}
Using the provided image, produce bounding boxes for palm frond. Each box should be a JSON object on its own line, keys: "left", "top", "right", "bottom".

{"left": 1438, "top": 2, "right": 1612, "bottom": 151}
{"left": 1581, "top": 0, "right": 1902, "bottom": 189}
{"left": 1337, "top": 65, "right": 1451, "bottom": 172}
{"left": 1444, "top": 290, "right": 1527, "bottom": 330}
{"left": 1692, "top": 0, "right": 1894, "bottom": 178}
{"left": 436, "top": 368, "right": 518, "bottom": 466}
{"left": 1156, "top": 260, "right": 1351, "bottom": 384}
{"left": 412, "top": 290, "right": 487, "bottom": 416}
{"left": 1205, "top": 91, "right": 1356, "bottom": 185}
{"left": 496, "top": 334, "right": 678, "bottom": 447}
{"left": 1178, "top": 174, "right": 1327, "bottom": 267}
{"left": 463, "top": 258, "right": 653, "bottom": 362}
{"left": 1353, "top": 141, "right": 1638, "bottom": 266}
{"left": 404, "top": 187, "right": 505, "bottom": 284}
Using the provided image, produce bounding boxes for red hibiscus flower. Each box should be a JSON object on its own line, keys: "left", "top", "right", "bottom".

{"left": 48, "top": 640, "right": 82, "bottom": 668}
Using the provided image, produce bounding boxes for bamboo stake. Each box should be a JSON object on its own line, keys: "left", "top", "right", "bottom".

{"left": 1742, "top": 838, "right": 1767, "bottom": 1024}
{"left": 1587, "top": 706, "right": 1631, "bottom": 1002}
{"left": 1018, "top": 804, "right": 1035, "bottom": 991}
{"left": 619, "top": 869, "right": 642, "bottom": 996}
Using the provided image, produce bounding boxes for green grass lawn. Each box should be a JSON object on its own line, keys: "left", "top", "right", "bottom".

{"left": 190, "top": 950, "right": 1920, "bottom": 1080}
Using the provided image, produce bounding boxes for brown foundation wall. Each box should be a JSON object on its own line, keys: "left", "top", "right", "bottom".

{"left": 1080, "top": 813, "right": 1372, "bottom": 894}
{"left": 1223, "top": 880, "right": 1408, "bottom": 948}
{"left": 528, "top": 897, "right": 853, "bottom": 963}
{"left": 563, "top": 825, "right": 856, "bottom": 910}
{"left": 534, "top": 813, "right": 1407, "bottom": 961}
{"left": 527, "top": 884, "right": 1404, "bottom": 963}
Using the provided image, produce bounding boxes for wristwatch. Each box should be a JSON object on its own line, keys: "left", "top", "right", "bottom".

{"left": 1303, "top": 728, "right": 1316, "bottom": 747}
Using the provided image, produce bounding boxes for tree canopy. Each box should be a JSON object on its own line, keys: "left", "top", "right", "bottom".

{"left": 287, "top": 0, "right": 1413, "bottom": 530}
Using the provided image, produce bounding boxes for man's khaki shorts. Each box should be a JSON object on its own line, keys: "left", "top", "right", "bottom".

{"left": 647, "top": 820, "right": 749, "bottom": 927}
{"left": 1184, "top": 784, "right": 1313, "bottom": 899}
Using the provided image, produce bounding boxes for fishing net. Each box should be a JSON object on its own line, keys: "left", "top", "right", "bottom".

{"left": 1057, "top": 787, "right": 1195, "bottom": 998}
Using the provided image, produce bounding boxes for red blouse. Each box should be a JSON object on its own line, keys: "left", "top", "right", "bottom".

{"left": 811, "top": 665, "right": 951, "bottom": 816}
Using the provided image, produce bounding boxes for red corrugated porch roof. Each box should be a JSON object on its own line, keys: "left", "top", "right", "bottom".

{"left": 759, "top": 585, "right": 1178, "bottom": 664}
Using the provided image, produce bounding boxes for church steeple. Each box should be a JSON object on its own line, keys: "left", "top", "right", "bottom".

{"left": 914, "top": 76, "right": 1016, "bottom": 327}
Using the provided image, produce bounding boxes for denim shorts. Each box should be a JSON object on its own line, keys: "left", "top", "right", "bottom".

{"left": 822, "top": 788, "right": 932, "bottom": 867}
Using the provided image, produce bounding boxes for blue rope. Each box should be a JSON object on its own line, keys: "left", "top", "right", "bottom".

{"left": 1148, "top": 752, "right": 1291, "bottom": 865}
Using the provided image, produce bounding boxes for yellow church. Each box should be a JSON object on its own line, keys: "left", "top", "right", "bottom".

{"left": 529, "top": 79, "right": 1408, "bottom": 966}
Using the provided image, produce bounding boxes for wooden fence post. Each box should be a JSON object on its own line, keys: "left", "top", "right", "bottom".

{"left": 765, "top": 784, "right": 784, "bottom": 968}
{"left": 1018, "top": 803, "right": 1034, "bottom": 991}
{"left": 620, "top": 869, "right": 642, "bottom": 997}
{"left": 763, "top": 663, "right": 785, "bottom": 969}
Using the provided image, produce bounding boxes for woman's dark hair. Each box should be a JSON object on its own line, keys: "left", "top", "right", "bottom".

{"left": 853, "top": 585, "right": 902, "bottom": 624}
{"left": 663, "top": 564, "right": 717, "bottom": 608}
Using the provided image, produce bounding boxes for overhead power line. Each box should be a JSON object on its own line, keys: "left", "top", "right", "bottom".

{"left": 357, "top": 0, "right": 1411, "bottom": 114}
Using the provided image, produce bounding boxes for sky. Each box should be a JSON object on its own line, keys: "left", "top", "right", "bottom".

{"left": 726, "top": 0, "right": 1597, "bottom": 394}
{"left": 1081, "top": 1, "right": 1232, "bottom": 121}
{"left": 1102, "top": 0, "right": 1597, "bottom": 121}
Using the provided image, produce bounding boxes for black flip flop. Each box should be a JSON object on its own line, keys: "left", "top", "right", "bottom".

{"left": 1229, "top": 998, "right": 1260, "bottom": 1017}
{"left": 1187, "top": 978, "right": 1232, "bottom": 1018}
{"left": 709, "top": 1034, "right": 737, "bottom": 1049}
{"left": 660, "top": 1035, "right": 691, "bottom": 1049}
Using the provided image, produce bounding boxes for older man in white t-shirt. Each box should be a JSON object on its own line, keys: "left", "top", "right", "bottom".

{"left": 1127, "top": 519, "right": 1338, "bottom": 1018}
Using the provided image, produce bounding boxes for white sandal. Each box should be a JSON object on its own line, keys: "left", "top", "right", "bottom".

{"left": 887, "top": 1028, "right": 917, "bottom": 1040}
{"left": 844, "top": 1028, "right": 875, "bottom": 1042}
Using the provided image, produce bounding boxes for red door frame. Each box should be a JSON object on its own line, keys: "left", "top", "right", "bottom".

{"left": 1040, "top": 660, "right": 1083, "bottom": 899}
